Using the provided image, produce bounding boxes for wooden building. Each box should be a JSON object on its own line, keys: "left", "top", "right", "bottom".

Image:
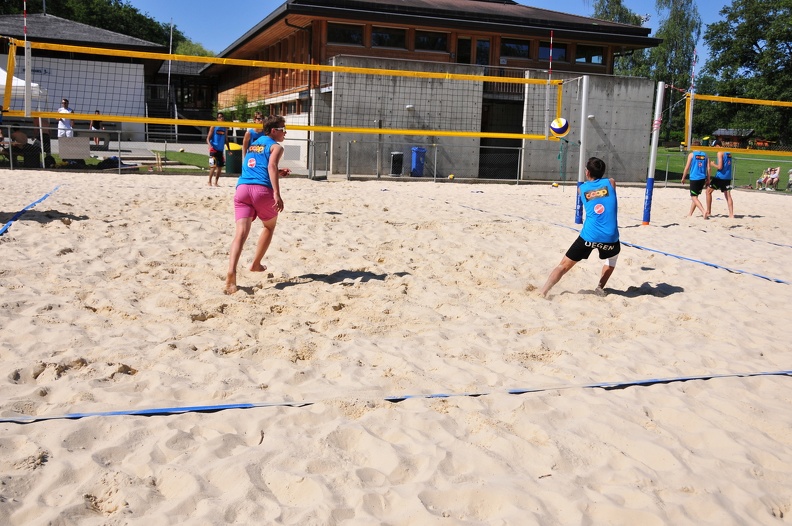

{"left": 203, "top": 0, "right": 662, "bottom": 180}
{"left": 205, "top": 0, "right": 660, "bottom": 112}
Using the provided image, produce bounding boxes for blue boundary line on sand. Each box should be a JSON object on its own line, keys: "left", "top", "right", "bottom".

{"left": 2, "top": 370, "right": 790, "bottom": 424}
{"left": 453, "top": 201, "right": 790, "bottom": 285}
{"left": 621, "top": 241, "right": 790, "bottom": 284}
{"left": 728, "top": 233, "right": 792, "bottom": 250}
{"left": 0, "top": 186, "right": 61, "bottom": 237}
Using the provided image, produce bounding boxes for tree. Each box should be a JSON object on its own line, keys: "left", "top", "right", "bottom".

{"left": 701, "top": 0, "right": 792, "bottom": 143}
{"left": 592, "top": 0, "right": 651, "bottom": 76}
{"left": 649, "top": 0, "right": 702, "bottom": 141}
{"left": 0, "top": 0, "right": 211, "bottom": 56}
{"left": 175, "top": 41, "right": 215, "bottom": 57}
{"left": 690, "top": 73, "right": 726, "bottom": 139}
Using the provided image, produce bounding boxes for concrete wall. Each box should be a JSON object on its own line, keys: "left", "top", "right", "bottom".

{"left": 305, "top": 56, "right": 655, "bottom": 181}
{"left": 318, "top": 56, "right": 483, "bottom": 178}
{"left": 522, "top": 73, "right": 655, "bottom": 182}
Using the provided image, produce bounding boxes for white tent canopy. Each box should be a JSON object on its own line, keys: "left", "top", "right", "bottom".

{"left": 0, "top": 67, "right": 47, "bottom": 104}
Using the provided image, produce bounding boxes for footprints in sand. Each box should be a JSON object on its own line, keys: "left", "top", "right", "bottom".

{"left": 507, "top": 341, "right": 562, "bottom": 369}
{"left": 8, "top": 358, "right": 137, "bottom": 385}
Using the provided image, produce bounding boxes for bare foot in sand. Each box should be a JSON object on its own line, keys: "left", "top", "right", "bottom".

{"left": 224, "top": 273, "right": 238, "bottom": 295}
{"left": 250, "top": 263, "right": 267, "bottom": 272}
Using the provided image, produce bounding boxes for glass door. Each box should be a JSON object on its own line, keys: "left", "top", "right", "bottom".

{"left": 456, "top": 37, "right": 471, "bottom": 64}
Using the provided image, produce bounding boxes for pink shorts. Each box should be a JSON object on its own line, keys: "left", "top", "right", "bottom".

{"left": 234, "top": 184, "right": 278, "bottom": 222}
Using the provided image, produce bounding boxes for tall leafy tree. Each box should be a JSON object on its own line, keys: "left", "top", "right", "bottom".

{"left": 175, "top": 41, "right": 215, "bottom": 57}
{"left": 702, "top": 0, "right": 791, "bottom": 143}
{"left": 592, "top": 0, "right": 651, "bottom": 76}
{"left": 0, "top": 0, "right": 212, "bottom": 55}
{"left": 650, "top": 0, "right": 702, "bottom": 141}
{"left": 689, "top": 73, "right": 728, "bottom": 139}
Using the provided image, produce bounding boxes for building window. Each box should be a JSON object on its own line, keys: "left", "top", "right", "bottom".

{"left": 371, "top": 26, "right": 406, "bottom": 48}
{"left": 575, "top": 44, "right": 604, "bottom": 64}
{"left": 327, "top": 23, "right": 364, "bottom": 46}
{"left": 500, "top": 38, "right": 531, "bottom": 59}
{"left": 415, "top": 31, "right": 448, "bottom": 52}
{"left": 476, "top": 39, "right": 490, "bottom": 65}
{"left": 539, "top": 41, "right": 567, "bottom": 62}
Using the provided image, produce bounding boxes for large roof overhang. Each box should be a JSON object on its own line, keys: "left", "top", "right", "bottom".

{"left": 204, "top": 0, "right": 660, "bottom": 76}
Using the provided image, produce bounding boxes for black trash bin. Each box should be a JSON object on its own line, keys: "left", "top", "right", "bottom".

{"left": 410, "top": 146, "right": 426, "bottom": 177}
{"left": 390, "top": 151, "right": 403, "bottom": 176}
{"left": 225, "top": 143, "right": 243, "bottom": 174}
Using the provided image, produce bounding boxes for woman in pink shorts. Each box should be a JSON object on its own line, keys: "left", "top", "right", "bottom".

{"left": 225, "top": 115, "right": 290, "bottom": 294}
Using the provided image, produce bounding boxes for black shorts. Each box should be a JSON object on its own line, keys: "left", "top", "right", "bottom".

{"left": 209, "top": 148, "right": 225, "bottom": 168}
{"left": 709, "top": 178, "right": 732, "bottom": 192}
{"left": 689, "top": 179, "right": 706, "bottom": 196}
{"left": 565, "top": 236, "right": 621, "bottom": 262}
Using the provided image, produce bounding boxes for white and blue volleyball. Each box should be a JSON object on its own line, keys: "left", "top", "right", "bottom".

{"left": 550, "top": 117, "right": 569, "bottom": 138}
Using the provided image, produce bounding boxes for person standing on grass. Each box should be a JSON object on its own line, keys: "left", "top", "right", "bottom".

{"left": 206, "top": 112, "right": 228, "bottom": 186}
{"left": 224, "top": 115, "right": 290, "bottom": 295}
{"left": 707, "top": 149, "right": 734, "bottom": 218}
{"left": 539, "top": 157, "right": 620, "bottom": 298}
{"left": 681, "top": 149, "right": 710, "bottom": 218}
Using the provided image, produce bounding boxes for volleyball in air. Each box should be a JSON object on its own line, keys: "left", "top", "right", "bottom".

{"left": 550, "top": 117, "right": 569, "bottom": 138}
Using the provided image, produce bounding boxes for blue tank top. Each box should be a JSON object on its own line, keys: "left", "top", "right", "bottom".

{"left": 579, "top": 178, "right": 619, "bottom": 244}
{"left": 715, "top": 152, "right": 732, "bottom": 180}
{"left": 237, "top": 135, "right": 277, "bottom": 188}
{"left": 689, "top": 151, "right": 708, "bottom": 180}
{"left": 247, "top": 128, "right": 266, "bottom": 143}
{"left": 209, "top": 126, "right": 227, "bottom": 151}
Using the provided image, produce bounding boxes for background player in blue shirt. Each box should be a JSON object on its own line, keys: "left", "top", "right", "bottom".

{"left": 680, "top": 149, "right": 710, "bottom": 218}
{"left": 707, "top": 149, "right": 734, "bottom": 218}
{"left": 206, "top": 112, "right": 228, "bottom": 187}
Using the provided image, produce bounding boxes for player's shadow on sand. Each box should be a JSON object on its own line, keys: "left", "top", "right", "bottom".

{"left": 291, "top": 210, "right": 343, "bottom": 216}
{"left": 605, "top": 282, "right": 684, "bottom": 298}
{"left": 274, "top": 270, "right": 410, "bottom": 290}
{"left": 623, "top": 222, "right": 681, "bottom": 229}
{"left": 0, "top": 209, "right": 88, "bottom": 226}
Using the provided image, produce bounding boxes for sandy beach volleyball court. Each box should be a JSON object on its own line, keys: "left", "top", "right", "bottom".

{"left": 1, "top": 171, "right": 791, "bottom": 524}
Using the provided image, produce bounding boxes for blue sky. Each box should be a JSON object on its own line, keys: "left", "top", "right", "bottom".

{"left": 129, "top": 0, "right": 726, "bottom": 66}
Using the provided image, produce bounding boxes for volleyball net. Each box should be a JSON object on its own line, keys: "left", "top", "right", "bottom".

{"left": 686, "top": 93, "right": 792, "bottom": 155}
{"left": 1, "top": 36, "right": 565, "bottom": 141}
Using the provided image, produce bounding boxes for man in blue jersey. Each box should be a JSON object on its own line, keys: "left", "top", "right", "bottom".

{"left": 680, "top": 149, "right": 710, "bottom": 218}
{"left": 224, "top": 115, "right": 291, "bottom": 294}
{"left": 206, "top": 112, "right": 228, "bottom": 187}
{"left": 540, "top": 157, "right": 620, "bottom": 297}
{"left": 242, "top": 112, "right": 265, "bottom": 156}
{"left": 707, "top": 149, "right": 734, "bottom": 218}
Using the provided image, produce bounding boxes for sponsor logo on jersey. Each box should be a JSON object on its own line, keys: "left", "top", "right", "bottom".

{"left": 584, "top": 187, "right": 610, "bottom": 201}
